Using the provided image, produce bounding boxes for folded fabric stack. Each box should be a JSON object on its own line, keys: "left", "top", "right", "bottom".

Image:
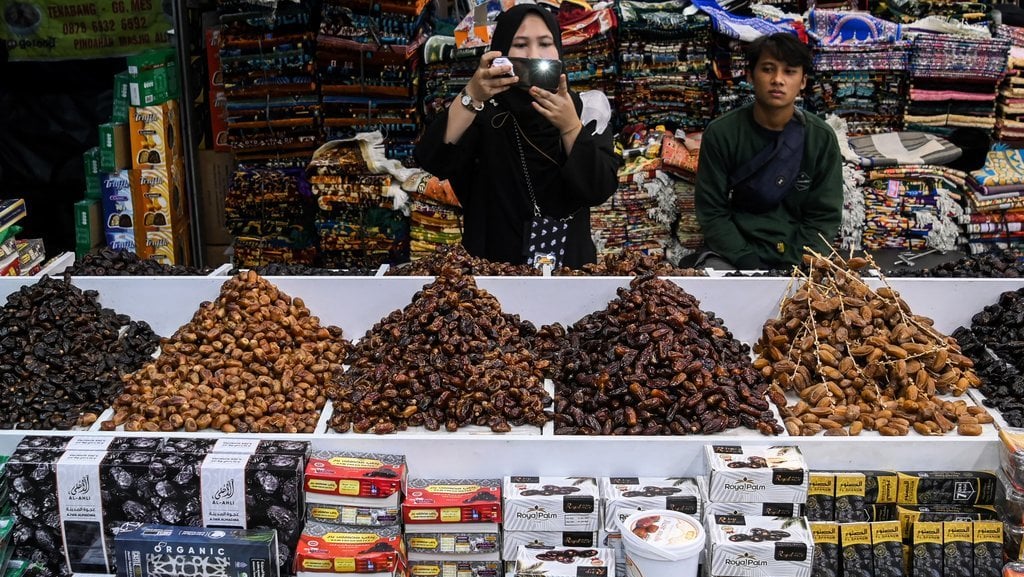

{"left": 421, "top": 35, "right": 485, "bottom": 129}
{"left": 862, "top": 165, "right": 968, "bottom": 251}
{"left": 616, "top": 0, "right": 714, "bottom": 132}
{"left": 906, "top": 34, "right": 1011, "bottom": 135}
{"left": 307, "top": 140, "right": 410, "bottom": 268}
{"left": 804, "top": 10, "right": 908, "bottom": 135}
{"left": 559, "top": 5, "right": 619, "bottom": 109}
{"left": 217, "top": 0, "right": 321, "bottom": 163}
{"left": 226, "top": 164, "right": 318, "bottom": 267}
{"left": 660, "top": 132, "right": 704, "bottom": 253}
{"left": 874, "top": 0, "right": 990, "bottom": 25}
{"left": 997, "top": 25, "right": 1024, "bottom": 146}
{"left": 709, "top": 34, "right": 754, "bottom": 117}
{"left": 318, "top": 0, "right": 430, "bottom": 161}
{"left": 399, "top": 171, "right": 463, "bottom": 260}
{"left": 592, "top": 127, "right": 676, "bottom": 257}
{"left": 963, "top": 148, "right": 1024, "bottom": 253}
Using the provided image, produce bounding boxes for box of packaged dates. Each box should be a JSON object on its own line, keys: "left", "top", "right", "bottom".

{"left": 295, "top": 522, "right": 405, "bottom": 574}
{"left": 305, "top": 452, "right": 407, "bottom": 507}
{"left": 706, "top": 515, "right": 813, "bottom": 577}
{"left": 502, "top": 530, "right": 599, "bottom": 560}
{"left": 404, "top": 479, "right": 501, "bottom": 524}
{"left": 513, "top": 546, "right": 614, "bottom": 577}
{"left": 405, "top": 523, "right": 501, "bottom": 555}
{"left": 307, "top": 501, "right": 401, "bottom": 527}
{"left": 504, "top": 477, "right": 600, "bottom": 532}
{"left": 113, "top": 523, "right": 278, "bottom": 577}
{"left": 704, "top": 446, "right": 808, "bottom": 503}
{"left": 601, "top": 477, "right": 700, "bottom": 532}
{"left": 408, "top": 559, "right": 500, "bottom": 577}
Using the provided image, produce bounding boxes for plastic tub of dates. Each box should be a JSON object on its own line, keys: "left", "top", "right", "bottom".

{"left": 618, "top": 509, "right": 704, "bottom": 577}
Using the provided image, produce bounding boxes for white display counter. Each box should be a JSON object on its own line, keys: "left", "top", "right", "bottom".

{"left": 0, "top": 274, "right": 1016, "bottom": 477}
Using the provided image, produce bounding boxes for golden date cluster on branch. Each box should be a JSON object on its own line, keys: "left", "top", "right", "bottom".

{"left": 756, "top": 252, "right": 990, "bottom": 437}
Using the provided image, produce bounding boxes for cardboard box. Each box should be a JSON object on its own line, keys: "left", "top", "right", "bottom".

{"left": 974, "top": 520, "right": 1003, "bottom": 577}
{"left": 704, "top": 445, "right": 808, "bottom": 503}
{"left": 703, "top": 501, "right": 803, "bottom": 518}
{"left": 834, "top": 472, "right": 870, "bottom": 523}
{"left": 15, "top": 239, "right": 45, "bottom": 271}
{"left": 513, "top": 546, "right": 614, "bottom": 577}
{"left": 872, "top": 521, "right": 904, "bottom": 576}
{"left": 404, "top": 479, "right": 502, "bottom": 524}
{"left": 74, "top": 199, "right": 102, "bottom": 258}
{"left": 839, "top": 523, "right": 872, "bottom": 577}
{"left": 83, "top": 147, "right": 101, "bottom": 200}
{"left": 136, "top": 217, "right": 190, "bottom": 266}
{"left": 129, "top": 101, "right": 181, "bottom": 170}
{"left": 127, "top": 47, "right": 178, "bottom": 106}
{"left": 100, "top": 170, "right": 138, "bottom": 253}
{"left": 600, "top": 477, "right": 700, "bottom": 532}
{"left": 896, "top": 471, "right": 998, "bottom": 505}
{"left": 112, "top": 71, "right": 131, "bottom": 124}
{"left": 406, "top": 523, "right": 501, "bottom": 556}
{"left": 198, "top": 149, "right": 234, "bottom": 245}
{"left": 408, "top": 559, "right": 498, "bottom": 577}
{"left": 503, "top": 477, "right": 600, "bottom": 532}
{"left": 912, "top": 521, "right": 943, "bottom": 577}
{"left": 501, "top": 530, "right": 597, "bottom": 560}
{"left": 294, "top": 522, "right": 406, "bottom": 574}
{"left": 305, "top": 451, "right": 407, "bottom": 507}
{"left": 706, "top": 515, "right": 813, "bottom": 577}
{"left": 896, "top": 505, "right": 998, "bottom": 541}
{"left": 810, "top": 523, "right": 839, "bottom": 577}
{"left": 98, "top": 122, "right": 130, "bottom": 172}
{"left": 805, "top": 472, "right": 835, "bottom": 522}
{"left": 114, "top": 524, "right": 278, "bottom": 577}
{"left": 204, "top": 23, "right": 230, "bottom": 152}
{"left": 944, "top": 521, "right": 973, "bottom": 577}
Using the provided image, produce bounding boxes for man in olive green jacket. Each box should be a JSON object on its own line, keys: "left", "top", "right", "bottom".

{"left": 695, "top": 33, "right": 842, "bottom": 270}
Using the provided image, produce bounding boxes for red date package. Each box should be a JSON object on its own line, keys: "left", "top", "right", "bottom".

{"left": 305, "top": 451, "right": 407, "bottom": 506}
{"left": 294, "top": 522, "right": 406, "bottom": 574}
{"left": 404, "top": 479, "right": 502, "bottom": 524}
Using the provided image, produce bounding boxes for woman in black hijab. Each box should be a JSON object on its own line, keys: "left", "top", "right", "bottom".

{"left": 415, "top": 4, "right": 619, "bottom": 269}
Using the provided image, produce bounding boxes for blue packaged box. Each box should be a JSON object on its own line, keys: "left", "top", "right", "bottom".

{"left": 100, "top": 170, "right": 137, "bottom": 252}
{"left": 114, "top": 523, "right": 279, "bottom": 577}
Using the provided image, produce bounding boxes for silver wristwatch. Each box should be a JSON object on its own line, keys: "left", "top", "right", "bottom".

{"left": 459, "top": 88, "right": 485, "bottom": 113}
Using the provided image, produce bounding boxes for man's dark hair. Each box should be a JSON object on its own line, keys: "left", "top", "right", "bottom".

{"left": 746, "top": 33, "right": 812, "bottom": 76}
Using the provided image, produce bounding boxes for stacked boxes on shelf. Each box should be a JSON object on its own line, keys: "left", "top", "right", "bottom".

{"left": 600, "top": 477, "right": 701, "bottom": 577}
{"left": 703, "top": 445, "right": 813, "bottom": 577}
{"left": 403, "top": 478, "right": 501, "bottom": 577}
{"left": 298, "top": 451, "right": 408, "bottom": 577}
{"left": 503, "top": 477, "right": 605, "bottom": 576}
{"left": 8, "top": 436, "right": 309, "bottom": 577}
{"left": 0, "top": 200, "right": 28, "bottom": 275}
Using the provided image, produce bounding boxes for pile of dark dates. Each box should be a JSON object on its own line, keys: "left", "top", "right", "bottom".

{"left": 235, "top": 262, "right": 377, "bottom": 276}
{"left": 0, "top": 276, "right": 159, "bottom": 428}
{"left": 886, "top": 249, "right": 1024, "bottom": 278}
{"left": 386, "top": 245, "right": 540, "bottom": 276}
{"left": 521, "top": 485, "right": 581, "bottom": 497}
{"left": 553, "top": 251, "right": 705, "bottom": 277}
{"left": 622, "top": 486, "right": 683, "bottom": 498}
{"left": 535, "top": 549, "right": 599, "bottom": 563}
{"left": 953, "top": 326, "right": 1024, "bottom": 427}
{"left": 728, "top": 528, "right": 791, "bottom": 542}
{"left": 539, "top": 275, "right": 782, "bottom": 435}
{"left": 330, "top": 265, "right": 551, "bottom": 433}
{"left": 726, "top": 456, "right": 768, "bottom": 469}
{"left": 65, "top": 247, "right": 209, "bottom": 276}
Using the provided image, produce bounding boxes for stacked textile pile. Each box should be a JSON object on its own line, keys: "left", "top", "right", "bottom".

{"left": 964, "top": 148, "right": 1024, "bottom": 253}
{"left": 616, "top": 0, "right": 714, "bottom": 132}
{"left": 400, "top": 172, "right": 463, "bottom": 259}
{"left": 997, "top": 24, "right": 1024, "bottom": 146}
{"left": 861, "top": 165, "right": 967, "bottom": 250}
{"left": 307, "top": 140, "right": 410, "bottom": 268}
{"left": 873, "top": 0, "right": 990, "bottom": 25}
{"left": 907, "top": 33, "right": 1011, "bottom": 135}
{"left": 421, "top": 36, "right": 486, "bottom": 129}
{"left": 592, "top": 126, "right": 678, "bottom": 257}
{"left": 807, "top": 10, "right": 909, "bottom": 135}
{"left": 709, "top": 35, "right": 754, "bottom": 117}
{"left": 559, "top": 4, "right": 618, "bottom": 108}
{"left": 226, "top": 164, "right": 318, "bottom": 267}
{"left": 660, "top": 131, "right": 704, "bottom": 254}
{"left": 217, "top": 0, "right": 321, "bottom": 163}
{"left": 318, "top": 0, "right": 430, "bottom": 161}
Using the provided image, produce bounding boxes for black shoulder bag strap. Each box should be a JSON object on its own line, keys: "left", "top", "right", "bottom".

{"left": 729, "top": 108, "right": 806, "bottom": 214}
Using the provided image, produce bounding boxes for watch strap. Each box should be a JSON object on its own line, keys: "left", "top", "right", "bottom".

{"left": 460, "top": 88, "right": 485, "bottom": 112}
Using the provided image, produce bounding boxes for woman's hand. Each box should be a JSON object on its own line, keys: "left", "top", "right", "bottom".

{"left": 464, "top": 51, "right": 518, "bottom": 103}
{"left": 530, "top": 74, "right": 582, "bottom": 136}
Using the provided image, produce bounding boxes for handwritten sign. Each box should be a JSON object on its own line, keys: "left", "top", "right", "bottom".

{"left": 2, "top": 0, "right": 171, "bottom": 61}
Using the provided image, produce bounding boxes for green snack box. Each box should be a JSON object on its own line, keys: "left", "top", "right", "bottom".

{"left": 127, "top": 47, "right": 178, "bottom": 106}
{"left": 83, "top": 147, "right": 101, "bottom": 199}
{"left": 112, "top": 71, "right": 131, "bottom": 123}
{"left": 74, "top": 200, "right": 102, "bottom": 258}
{"left": 98, "top": 122, "right": 129, "bottom": 172}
